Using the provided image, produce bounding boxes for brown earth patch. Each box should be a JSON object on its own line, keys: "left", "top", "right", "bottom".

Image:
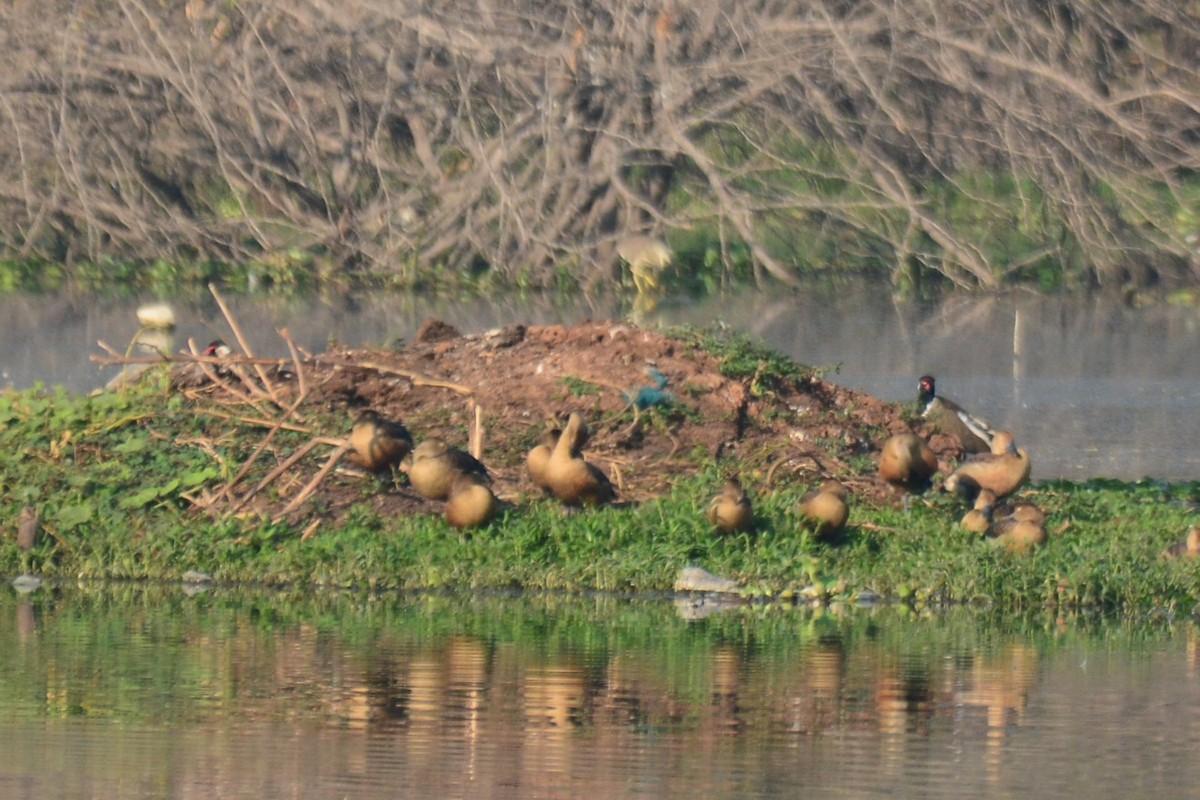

{"left": 175, "top": 320, "right": 964, "bottom": 524}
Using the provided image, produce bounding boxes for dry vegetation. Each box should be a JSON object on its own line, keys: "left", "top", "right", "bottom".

{"left": 1, "top": 1, "right": 1198, "bottom": 288}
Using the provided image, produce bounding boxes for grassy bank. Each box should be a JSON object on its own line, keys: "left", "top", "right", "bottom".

{"left": 3, "top": 344, "right": 1199, "bottom": 614}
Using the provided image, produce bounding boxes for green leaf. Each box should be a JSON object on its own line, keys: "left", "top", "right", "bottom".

{"left": 120, "top": 487, "right": 164, "bottom": 509}
{"left": 181, "top": 468, "right": 218, "bottom": 487}
{"left": 113, "top": 437, "right": 149, "bottom": 455}
{"left": 56, "top": 503, "right": 95, "bottom": 530}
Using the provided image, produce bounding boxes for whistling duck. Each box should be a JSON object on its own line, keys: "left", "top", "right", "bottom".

{"left": 445, "top": 473, "right": 498, "bottom": 529}
{"left": 800, "top": 479, "right": 850, "bottom": 539}
{"left": 525, "top": 428, "right": 561, "bottom": 493}
{"left": 706, "top": 477, "right": 754, "bottom": 534}
{"left": 348, "top": 410, "right": 414, "bottom": 473}
{"left": 617, "top": 235, "right": 672, "bottom": 296}
{"left": 917, "top": 375, "right": 994, "bottom": 454}
{"left": 944, "top": 430, "right": 1030, "bottom": 500}
{"left": 405, "top": 438, "right": 491, "bottom": 501}
{"left": 545, "top": 412, "right": 615, "bottom": 507}
{"left": 1161, "top": 527, "right": 1200, "bottom": 560}
{"left": 879, "top": 433, "right": 939, "bottom": 493}
{"left": 960, "top": 488, "right": 997, "bottom": 535}
{"left": 16, "top": 507, "right": 40, "bottom": 551}
{"left": 990, "top": 516, "right": 1047, "bottom": 555}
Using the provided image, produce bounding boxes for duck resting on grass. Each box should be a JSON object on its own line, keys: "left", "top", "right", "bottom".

{"left": 800, "top": 479, "right": 849, "bottom": 540}
{"left": 917, "top": 375, "right": 995, "bottom": 454}
{"left": 1161, "top": 527, "right": 1200, "bottom": 560}
{"left": 348, "top": 410, "right": 414, "bottom": 474}
{"left": 545, "top": 412, "right": 615, "bottom": 508}
{"left": 989, "top": 513, "right": 1047, "bottom": 555}
{"left": 879, "top": 433, "right": 939, "bottom": 494}
{"left": 404, "top": 438, "right": 491, "bottom": 501}
{"left": 944, "top": 430, "right": 1031, "bottom": 500}
{"left": 445, "top": 473, "right": 498, "bottom": 529}
{"left": 706, "top": 477, "right": 754, "bottom": 534}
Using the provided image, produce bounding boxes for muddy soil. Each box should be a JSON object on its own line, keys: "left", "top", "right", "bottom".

{"left": 179, "top": 320, "right": 964, "bottom": 523}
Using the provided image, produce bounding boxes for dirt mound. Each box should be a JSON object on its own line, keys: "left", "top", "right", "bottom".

{"left": 178, "top": 320, "right": 962, "bottom": 523}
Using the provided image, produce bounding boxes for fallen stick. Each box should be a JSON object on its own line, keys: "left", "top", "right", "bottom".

{"left": 322, "top": 358, "right": 474, "bottom": 396}
{"left": 208, "top": 283, "right": 280, "bottom": 404}
{"left": 272, "top": 441, "right": 354, "bottom": 523}
{"left": 226, "top": 435, "right": 346, "bottom": 517}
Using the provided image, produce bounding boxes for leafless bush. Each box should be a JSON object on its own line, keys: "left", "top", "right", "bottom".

{"left": 0, "top": 0, "right": 1197, "bottom": 288}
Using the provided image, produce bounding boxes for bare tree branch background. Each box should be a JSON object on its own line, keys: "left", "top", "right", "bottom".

{"left": 0, "top": 0, "right": 1197, "bottom": 289}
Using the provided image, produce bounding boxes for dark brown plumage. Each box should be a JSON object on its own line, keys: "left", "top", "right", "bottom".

{"left": 917, "top": 375, "right": 994, "bottom": 454}
{"left": 405, "top": 438, "right": 490, "bottom": 501}
{"left": 16, "top": 507, "right": 40, "bottom": 551}
{"left": 348, "top": 410, "right": 413, "bottom": 473}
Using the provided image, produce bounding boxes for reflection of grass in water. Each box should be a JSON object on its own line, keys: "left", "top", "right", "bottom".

{"left": 0, "top": 584, "right": 1187, "bottom": 725}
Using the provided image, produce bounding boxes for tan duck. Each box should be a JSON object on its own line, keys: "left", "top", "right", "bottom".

{"left": 706, "top": 477, "right": 754, "bottom": 534}
{"left": 1161, "top": 527, "right": 1200, "bottom": 560}
{"left": 917, "top": 375, "right": 995, "bottom": 454}
{"left": 545, "top": 412, "right": 615, "bottom": 507}
{"left": 404, "top": 438, "right": 491, "bottom": 501}
{"left": 989, "top": 515, "right": 1047, "bottom": 555}
{"left": 944, "top": 430, "right": 1031, "bottom": 500}
{"left": 800, "top": 479, "right": 850, "bottom": 540}
{"left": 879, "top": 433, "right": 938, "bottom": 493}
{"left": 348, "top": 410, "right": 413, "bottom": 473}
{"left": 526, "top": 428, "right": 562, "bottom": 493}
{"left": 960, "top": 488, "right": 997, "bottom": 535}
{"left": 445, "top": 473, "right": 498, "bottom": 529}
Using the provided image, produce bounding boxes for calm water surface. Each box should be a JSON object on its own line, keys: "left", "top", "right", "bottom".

{"left": 2, "top": 284, "right": 1198, "bottom": 479}
{"left": 3, "top": 587, "right": 1200, "bottom": 799}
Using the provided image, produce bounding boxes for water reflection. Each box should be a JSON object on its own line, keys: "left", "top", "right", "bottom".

{"left": 3, "top": 588, "right": 1200, "bottom": 798}
{"left": 3, "top": 283, "right": 1197, "bottom": 479}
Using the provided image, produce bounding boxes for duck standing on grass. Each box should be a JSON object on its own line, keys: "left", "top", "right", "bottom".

{"left": 800, "top": 479, "right": 849, "bottom": 540}
{"left": 525, "top": 428, "right": 562, "bottom": 494}
{"left": 404, "top": 438, "right": 491, "bottom": 501}
{"left": 545, "top": 412, "right": 615, "bottom": 508}
{"left": 348, "top": 410, "right": 414, "bottom": 474}
{"left": 879, "top": 432, "right": 939, "bottom": 494}
{"left": 944, "top": 430, "right": 1031, "bottom": 500}
{"left": 446, "top": 473, "right": 498, "bottom": 529}
{"left": 917, "top": 375, "right": 995, "bottom": 454}
{"left": 706, "top": 477, "right": 753, "bottom": 534}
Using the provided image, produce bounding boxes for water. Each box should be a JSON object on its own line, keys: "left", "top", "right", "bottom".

{"left": 2, "top": 283, "right": 1198, "bottom": 480}
{"left": 2, "top": 587, "right": 1199, "bottom": 799}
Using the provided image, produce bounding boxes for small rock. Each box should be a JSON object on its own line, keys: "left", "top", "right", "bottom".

{"left": 182, "top": 570, "right": 215, "bottom": 585}
{"left": 674, "top": 566, "right": 740, "bottom": 594}
{"left": 12, "top": 575, "right": 43, "bottom": 593}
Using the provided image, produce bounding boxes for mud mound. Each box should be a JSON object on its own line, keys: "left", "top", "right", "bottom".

{"left": 176, "top": 320, "right": 961, "bottom": 523}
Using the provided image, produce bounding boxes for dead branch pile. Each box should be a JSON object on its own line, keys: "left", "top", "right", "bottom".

{"left": 2, "top": 1, "right": 1198, "bottom": 288}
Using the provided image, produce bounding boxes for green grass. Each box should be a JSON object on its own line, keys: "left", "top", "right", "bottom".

{"left": 2, "top": 378, "right": 1199, "bottom": 613}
